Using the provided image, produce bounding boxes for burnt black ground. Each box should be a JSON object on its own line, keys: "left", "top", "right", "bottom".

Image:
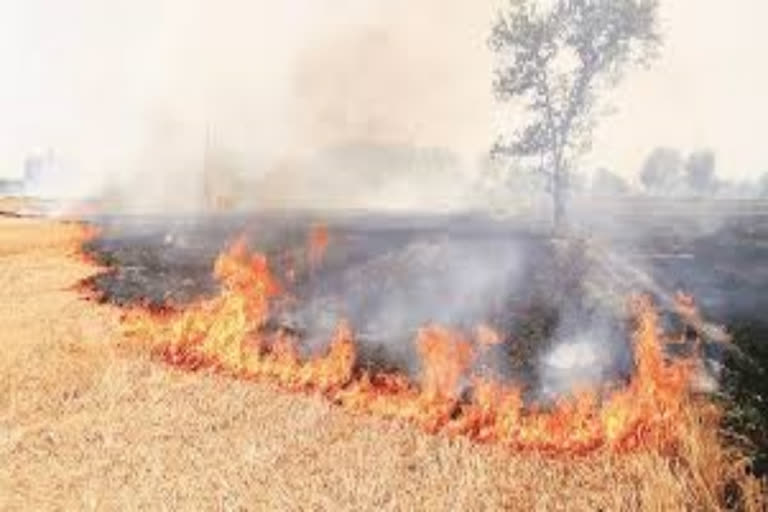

{"left": 80, "top": 208, "right": 768, "bottom": 470}
{"left": 81, "top": 212, "right": 565, "bottom": 381}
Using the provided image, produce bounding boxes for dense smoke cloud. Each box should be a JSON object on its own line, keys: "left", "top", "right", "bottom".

{"left": 0, "top": 0, "right": 493, "bottom": 213}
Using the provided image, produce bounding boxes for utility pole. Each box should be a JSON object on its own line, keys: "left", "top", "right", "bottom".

{"left": 203, "top": 123, "right": 219, "bottom": 211}
{"left": 202, "top": 123, "right": 234, "bottom": 212}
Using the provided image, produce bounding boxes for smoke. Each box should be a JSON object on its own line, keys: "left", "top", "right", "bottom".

{"left": 280, "top": 235, "right": 523, "bottom": 376}
{"left": 1, "top": 0, "right": 493, "bottom": 213}
{"left": 12, "top": 0, "right": 741, "bottom": 400}
{"left": 539, "top": 327, "right": 627, "bottom": 399}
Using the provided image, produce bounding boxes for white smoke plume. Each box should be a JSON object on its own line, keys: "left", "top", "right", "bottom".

{"left": 0, "top": 0, "right": 494, "bottom": 213}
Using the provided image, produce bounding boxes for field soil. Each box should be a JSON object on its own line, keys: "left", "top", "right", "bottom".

{"left": 0, "top": 213, "right": 764, "bottom": 510}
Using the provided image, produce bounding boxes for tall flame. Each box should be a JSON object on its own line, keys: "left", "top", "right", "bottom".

{"left": 123, "top": 234, "right": 698, "bottom": 456}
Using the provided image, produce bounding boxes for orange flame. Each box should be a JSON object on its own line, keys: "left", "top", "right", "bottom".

{"left": 475, "top": 324, "right": 503, "bottom": 348}
{"left": 307, "top": 224, "right": 329, "bottom": 270}
{"left": 123, "top": 236, "right": 699, "bottom": 456}
{"left": 418, "top": 325, "right": 473, "bottom": 402}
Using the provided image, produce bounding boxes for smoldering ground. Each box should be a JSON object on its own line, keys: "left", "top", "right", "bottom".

{"left": 81, "top": 209, "right": 749, "bottom": 405}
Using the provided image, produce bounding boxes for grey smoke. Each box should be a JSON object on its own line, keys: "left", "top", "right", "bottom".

{"left": 281, "top": 235, "right": 523, "bottom": 376}
{"left": 4, "top": 0, "right": 493, "bottom": 215}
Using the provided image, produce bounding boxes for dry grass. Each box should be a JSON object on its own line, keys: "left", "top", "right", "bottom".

{"left": 0, "top": 215, "right": 764, "bottom": 511}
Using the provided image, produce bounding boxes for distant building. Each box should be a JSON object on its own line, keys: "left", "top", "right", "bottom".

{"left": 22, "top": 150, "right": 59, "bottom": 197}
{"left": 20, "top": 150, "right": 92, "bottom": 200}
{"left": 23, "top": 151, "right": 49, "bottom": 184}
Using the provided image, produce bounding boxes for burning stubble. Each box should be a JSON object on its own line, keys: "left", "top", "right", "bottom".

{"left": 115, "top": 228, "right": 706, "bottom": 456}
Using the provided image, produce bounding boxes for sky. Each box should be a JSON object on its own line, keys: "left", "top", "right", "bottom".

{"left": 588, "top": 0, "right": 768, "bottom": 182}
{"left": 0, "top": 0, "right": 766, "bottom": 190}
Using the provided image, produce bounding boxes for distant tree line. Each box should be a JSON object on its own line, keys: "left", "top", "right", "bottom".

{"left": 580, "top": 146, "right": 768, "bottom": 198}
{"left": 0, "top": 178, "right": 24, "bottom": 195}
{"left": 639, "top": 147, "right": 717, "bottom": 195}
{"left": 490, "top": 0, "right": 661, "bottom": 231}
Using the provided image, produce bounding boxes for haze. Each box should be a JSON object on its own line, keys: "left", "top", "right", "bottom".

{"left": 0, "top": 0, "right": 766, "bottom": 193}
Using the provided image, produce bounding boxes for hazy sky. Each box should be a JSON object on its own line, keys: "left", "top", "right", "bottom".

{"left": 588, "top": 0, "right": 768, "bottom": 182}
{"left": 0, "top": 0, "right": 766, "bottom": 186}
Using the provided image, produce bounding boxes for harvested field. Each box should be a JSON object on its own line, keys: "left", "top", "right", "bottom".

{"left": 0, "top": 212, "right": 765, "bottom": 510}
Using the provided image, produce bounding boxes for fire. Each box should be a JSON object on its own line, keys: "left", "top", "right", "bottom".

{"left": 418, "top": 325, "right": 473, "bottom": 403}
{"left": 307, "top": 223, "right": 329, "bottom": 270}
{"left": 475, "top": 324, "right": 503, "bottom": 348}
{"left": 123, "top": 233, "right": 700, "bottom": 456}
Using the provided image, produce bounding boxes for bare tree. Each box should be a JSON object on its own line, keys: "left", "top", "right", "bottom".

{"left": 490, "top": 0, "right": 660, "bottom": 231}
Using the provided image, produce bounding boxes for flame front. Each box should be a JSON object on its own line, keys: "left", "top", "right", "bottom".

{"left": 123, "top": 235, "right": 698, "bottom": 456}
